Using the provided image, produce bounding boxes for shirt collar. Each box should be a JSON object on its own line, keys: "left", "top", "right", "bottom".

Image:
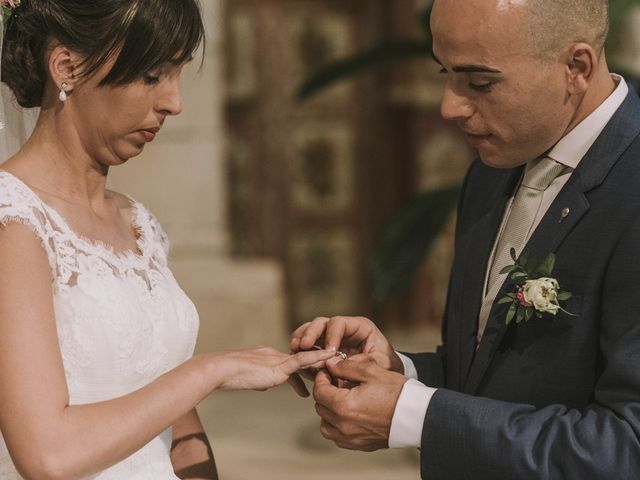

{"left": 547, "top": 74, "right": 628, "bottom": 170}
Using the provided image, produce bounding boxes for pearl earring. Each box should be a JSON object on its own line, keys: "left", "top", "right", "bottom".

{"left": 59, "top": 82, "right": 68, "bottom": 102}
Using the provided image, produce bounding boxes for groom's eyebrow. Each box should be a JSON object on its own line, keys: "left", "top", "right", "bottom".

{"left": 431, "top": 51, "right": 502, "bottom": 74}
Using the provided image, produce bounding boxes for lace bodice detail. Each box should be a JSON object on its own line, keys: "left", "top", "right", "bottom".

{"left": 0, "top": 171, "right": 199, "bottom": 479}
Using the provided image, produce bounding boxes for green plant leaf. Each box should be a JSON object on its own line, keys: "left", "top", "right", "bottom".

{"left": 535, "top": 252, "right": 556, "bottom": 277}
{"left": 497, "top": 296, "right": 514, "bottom": 305}
{"left": 518, "top": 249, "right": 530, "bottom": 269}
{"left": 296, "top": 40, "right": 432, "bottom": 100}
{"left": 371, "top": 184, "right": 462, "bottom": 302}
{"left": 510, "top": 248, "right": 517, "bottom": 262}
{"left": 511, "top": 272, "right": 528, "bottom": 280}
{"left": 500, "top": 264, "right": 519, "bottom": 274}
{"left": 608, "top": 0, "right": 640, "bottom": 48}
{"left": 515, "top": 307, "right": 525, "bottom": 323}
{"left": 525, "top": 308, "right": 533, "bottom": 322}
{"left": 557, "top": 291, "right": 572, "bottom": 301}
{"left": 416, "top": 3, "right": 433, "bottom": 37}
{"left": 506, "top": 304, "right": 517, "bottom": 325}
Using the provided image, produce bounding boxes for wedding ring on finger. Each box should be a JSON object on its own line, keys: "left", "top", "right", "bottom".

{"left": 312, "top": 344, "right": 347, "bottom": 360}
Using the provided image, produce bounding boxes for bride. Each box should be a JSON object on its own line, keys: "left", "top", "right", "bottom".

{"left": 0, "top": 1, "right": 334, "bottom": 479}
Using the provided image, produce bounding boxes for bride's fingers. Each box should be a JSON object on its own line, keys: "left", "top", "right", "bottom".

{"left": 287, "top": 373, "right": 310, "bottom": 397}
{"left": 303, "top": 358, "right": 334, "bottom": 370}
{"left": 283, "top": 349, "right": 335, "bottom": 374}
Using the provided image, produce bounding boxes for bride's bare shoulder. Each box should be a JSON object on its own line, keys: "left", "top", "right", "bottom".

{"left": 107, "top": 190, "right": 137, "bottom": 210}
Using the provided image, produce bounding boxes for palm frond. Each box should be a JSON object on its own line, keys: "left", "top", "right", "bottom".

{"left": 371, "top": 184, "right": 461, "bottom": 302}
{"left": 296, "top": 40, "right": 431, "bottom": 101}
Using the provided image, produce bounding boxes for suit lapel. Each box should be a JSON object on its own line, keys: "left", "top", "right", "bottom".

{"left": 462, "top": 86, "right": 640, "bottom": 395}
{"left": 463, "top": 183, "right": 590, "bottom": 394}
{"left": 453, "top": 168, "right": 521, "bottom": 390}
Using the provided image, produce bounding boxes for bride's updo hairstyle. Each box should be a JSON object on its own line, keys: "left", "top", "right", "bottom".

{"left": 1, "top": 0, "right": 204, "bottom": 108}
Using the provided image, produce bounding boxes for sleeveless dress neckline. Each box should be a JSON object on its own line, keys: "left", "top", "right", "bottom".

{"left": 0, "top": 170, "right": 147, "bottom": 263}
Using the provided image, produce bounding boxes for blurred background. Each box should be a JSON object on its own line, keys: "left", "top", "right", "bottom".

{"left": 96, "top": 0, "right": 640, "bottom": 478}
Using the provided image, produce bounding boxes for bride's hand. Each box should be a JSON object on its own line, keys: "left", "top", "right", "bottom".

{"left": 214, "top": 347, "right": 335, "bottom": 397}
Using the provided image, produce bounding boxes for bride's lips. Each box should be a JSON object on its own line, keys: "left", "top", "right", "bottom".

{"left": 139, "top": 127, "right": 160, "bottom": 142}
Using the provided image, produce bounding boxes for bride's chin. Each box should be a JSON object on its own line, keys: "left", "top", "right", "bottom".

{"left": 109, "top": 144, "right": 143, "bottom": 164}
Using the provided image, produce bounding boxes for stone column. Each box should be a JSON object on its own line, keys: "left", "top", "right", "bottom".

{"left": 109, "top": 0, "right": 288, "bottom": 352}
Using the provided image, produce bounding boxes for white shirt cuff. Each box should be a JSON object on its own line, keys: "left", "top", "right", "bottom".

{"left": 388, "top": 379, "right": 436, "bottom": 449}
{"left": 396, "top": 352, "right": 419, "bottom": 380}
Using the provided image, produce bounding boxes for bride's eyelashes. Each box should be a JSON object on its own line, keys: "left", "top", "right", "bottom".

{"left": 142, "top": 73, "right": 160, "bottom": 85}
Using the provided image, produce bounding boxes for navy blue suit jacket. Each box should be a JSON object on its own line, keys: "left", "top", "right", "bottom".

{"left": 405, "top": 87, "right": 640, "bottom": 479}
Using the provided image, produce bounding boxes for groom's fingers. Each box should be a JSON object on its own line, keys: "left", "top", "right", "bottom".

{"left": 315, "top": 402, "right": 340, "bottom": 426}
{"left": 323, "top": 317, "right": 349, "bottom": 352}
{"left": 295, "top": 317, "right": 330, "bottom": 351}
{"left": 319, "top": 418, "right": 341, "bottom": 442}
{"left": 313, "top": 369, "right": 343, "bottom": 406}
{"left": 287, "top": 373, "right": 310, "bottom": 397}
{"left": 290, "top": 321, "right": 312, "bottom": 352}
{"left": 325, "top": 355, "right": 377, "bottom": 384}
{"left": 324, "top": 316, "right": 377, "bottom": 353}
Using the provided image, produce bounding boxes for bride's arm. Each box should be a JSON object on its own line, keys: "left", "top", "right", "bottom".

{"left": 170, "top": 409, "right": 218, "bottom": 479}
{"left": 0, "top": 223, "right": 331, "bottom": 480}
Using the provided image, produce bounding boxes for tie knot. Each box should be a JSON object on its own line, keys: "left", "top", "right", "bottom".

{"left": 521, "top": 157, "right": 567, "bottom": 191}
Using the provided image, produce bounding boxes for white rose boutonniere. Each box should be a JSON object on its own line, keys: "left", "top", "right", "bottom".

{"left": 522, "top": 278, "right": 560, "bottom": 314}
{"left": 498, "top": 248, "right": 574, "bottom": 324}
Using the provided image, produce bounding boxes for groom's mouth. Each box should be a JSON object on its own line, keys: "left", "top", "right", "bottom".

{"left": 462, "top": 130, "right": 494, "bottom": 148}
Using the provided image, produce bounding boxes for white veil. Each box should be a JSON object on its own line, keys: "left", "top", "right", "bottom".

{"left": 0, "top": 7, "right": 38, "bottom": 162}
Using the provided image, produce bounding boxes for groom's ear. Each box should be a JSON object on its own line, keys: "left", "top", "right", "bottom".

{"left": 48, "top": 44, "right": 82, "bottom": 95}
{"left": 563, "top": 42, "right": 597, "bottom": 95}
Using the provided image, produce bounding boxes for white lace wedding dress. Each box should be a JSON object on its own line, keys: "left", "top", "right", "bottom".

{"left": 0, "top": 171, "right": 200, "bottom": 479}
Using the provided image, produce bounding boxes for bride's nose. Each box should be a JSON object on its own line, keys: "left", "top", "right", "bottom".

{"left": 156, "top": 78, "right": 183, "bottom": 116}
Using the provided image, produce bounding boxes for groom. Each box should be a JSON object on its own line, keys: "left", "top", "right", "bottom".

{"left": 291, "top": 0, "right": 640, "bottom": 477}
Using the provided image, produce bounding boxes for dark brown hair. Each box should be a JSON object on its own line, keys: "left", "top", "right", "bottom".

{"left": 1, "top": 0, "right": 205, "bottom": 108}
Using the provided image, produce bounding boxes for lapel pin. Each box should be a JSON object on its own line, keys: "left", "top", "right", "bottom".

{"left": 559, "top": 207, "right": 570, "bottom": 223}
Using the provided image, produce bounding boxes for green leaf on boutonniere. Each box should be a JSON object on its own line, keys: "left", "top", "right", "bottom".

{"left": 510, "top": 248, "right": 517, "bottom": 262}
{"left": 497, "top": 296, "right": 514, "bottom": 305}
{"left": 519, "top": 249, "right": 530, "bottom": 269}
{"left": 535, "top": 252, "right": 556, "bottom": 277}
{"left": 511, "top": 271, "right": 528, "bottom": 280}
{"left": 556, "top": 291, "right": 572, "bottom": 301}
{"left": 506, "top": 303, "right": 517, "bottom": 324}
{"left": 525, "top": 308, "right": 533, "bottom": 321}
{"left": 515, "top": 307, "right": 526, "bottom": 323}
{"left": 500, "top": 264, "right": 519, "bottom": 274}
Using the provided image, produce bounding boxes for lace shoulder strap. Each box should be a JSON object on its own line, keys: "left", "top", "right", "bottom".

{"left": 129, "top": 199, "right": 170, "bottom": 264}
{"left": 0, "top": 171, "right": 57, "bottom": 271}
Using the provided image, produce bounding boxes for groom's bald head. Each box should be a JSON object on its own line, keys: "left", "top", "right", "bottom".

{"left": 432, "top": 0, "right": 609, "bottom": 61}
{"left": 524, "top": 0, "right": 609, "bottom": 60}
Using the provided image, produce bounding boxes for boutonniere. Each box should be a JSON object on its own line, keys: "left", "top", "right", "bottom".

{"left": 497, "top": 248, "right": 574, "bottom": 325}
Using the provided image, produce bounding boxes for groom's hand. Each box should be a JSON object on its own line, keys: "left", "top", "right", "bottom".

{"left": 313, "top": 355, "right": 406, "bottom": 452}
{"left": 290, "top": 316, "right": 404, "bottom": 374}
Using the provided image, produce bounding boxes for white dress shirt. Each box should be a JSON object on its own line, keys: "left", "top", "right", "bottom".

{"left": 388, "top": 75, "right": 629, "bottom": 448}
